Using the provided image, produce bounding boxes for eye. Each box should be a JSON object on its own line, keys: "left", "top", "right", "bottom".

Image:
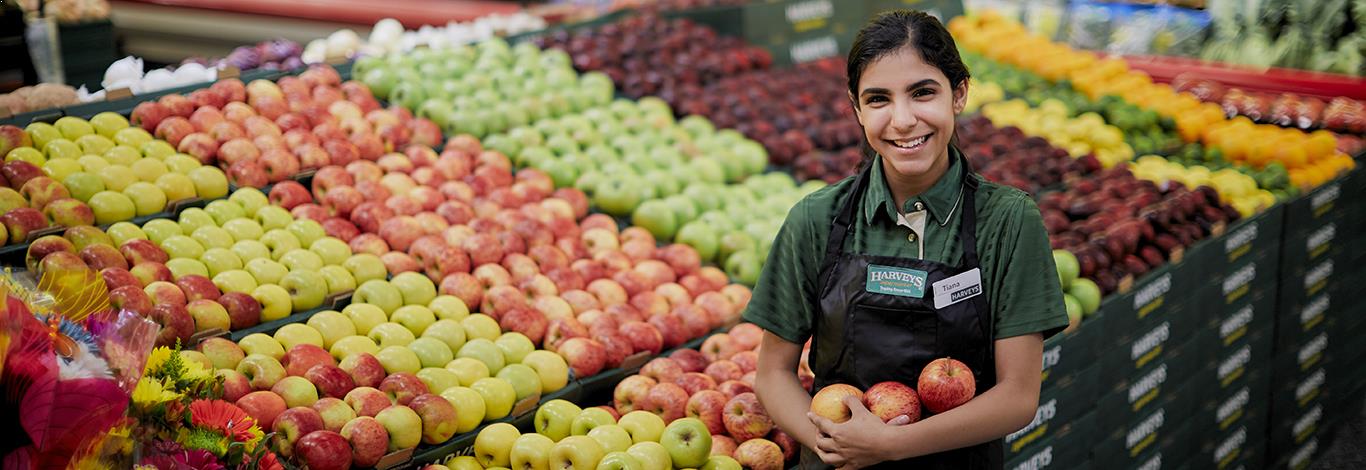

{"left": 864, "top": 95, "right": 889, "bottom": 104}
{"left": 913, "top": 88, "right": 936, "bottom": 98}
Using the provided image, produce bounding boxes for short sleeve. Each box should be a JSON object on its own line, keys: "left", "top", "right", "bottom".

{"left": 988, "top": 194, "right": 1070, "bottom": 340}
{"left": 741, "top": 199, "right": 824, "bottom": 345}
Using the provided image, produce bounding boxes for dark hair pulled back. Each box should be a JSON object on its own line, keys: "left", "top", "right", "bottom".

{"left": 847, "top": 10, "right": 970, "bottom": 168}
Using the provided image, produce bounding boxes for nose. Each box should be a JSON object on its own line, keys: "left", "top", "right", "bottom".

{"left": 890, "top": 99, "right": 918, "bottom": 132}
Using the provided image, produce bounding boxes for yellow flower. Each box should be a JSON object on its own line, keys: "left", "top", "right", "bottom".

{"left": 143, "top": 347, "right": 173, "bottom": 374}
{"left": 180, "top": 357, "right": 213, "bottom": 382}
{"left": 131, "top": 377, "right": 181, "bottom": 406}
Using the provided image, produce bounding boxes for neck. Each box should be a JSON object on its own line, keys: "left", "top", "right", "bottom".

{"left": 881, "top": 147, "right": 952, "bottom": 213}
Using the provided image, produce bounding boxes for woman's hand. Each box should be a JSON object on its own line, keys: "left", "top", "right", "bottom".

{"left": 807, "top": 395, "right": 914, "bottom": 469}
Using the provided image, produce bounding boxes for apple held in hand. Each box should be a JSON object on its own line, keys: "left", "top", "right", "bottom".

{"left": 863, "top": 381, "right": 921, "bottom": 423}
{"left": 810, "top": 383, "right": 862, "bottom": 423}
{"left": 918, "top": 357, "right": 975, "bottom": 414}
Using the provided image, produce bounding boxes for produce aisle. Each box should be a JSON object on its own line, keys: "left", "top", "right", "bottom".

{"left": 0, "top": 1, "right": 1362, "bottom": 469}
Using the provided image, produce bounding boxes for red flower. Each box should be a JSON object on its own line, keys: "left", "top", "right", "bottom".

{"left": 189, "top": 400, "right": 256, "bottom": 442}
{"left": 255, "top": 451, "right": 283, "bottom": 470}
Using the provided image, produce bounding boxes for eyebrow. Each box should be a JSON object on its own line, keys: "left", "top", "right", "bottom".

{"left": 860, "top": 79, "right": 941, "bottom": 97}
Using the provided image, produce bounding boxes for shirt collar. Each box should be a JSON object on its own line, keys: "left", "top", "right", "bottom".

{"left": 863, "top": 146, "right": 965, "bottom": 227}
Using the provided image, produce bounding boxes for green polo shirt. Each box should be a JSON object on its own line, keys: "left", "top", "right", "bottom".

{"left": 742, "top": 149, "right": 1069, "bottom": 344}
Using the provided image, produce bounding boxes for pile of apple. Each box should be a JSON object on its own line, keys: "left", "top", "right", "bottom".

{"left": 956, "top": 115, "right": 1098, "bottom": 196}
{"left": 204, "top": 286, "right": 574, "bottom": 467}
{"left": 0, "top": 117, "right": 232, "bottom": 243}
{"left": 70, "top": 185, "right": 372, "bottom": 345}
{"left": 669, "top": 173, "right": 825, "bottom": 285}
{"left": 1041, "top": 165, "right": 1239, "bottom": 295}
{"left": 453, "top": 403, "right": 727, "bottom": 470}
{"left": 356, "top": 38, "right": 613, "bottom": 139}
{"left": 981, "top": 99, "right": 1135, "bottom": 168}
{"left": 809, "top": 358, "right": 977, "bottom": 428}
{"left": 494, "top": 97, "right": 769, "bottom": 221}
{"left": 667, "top": 59, "right": 861, "bottom": 166}
{"left": 532, "top": 14, "right": 772, "bottom": 100}
{"left": 129, "top": 64, "right": 441, "bottom": 189}
{"left": 603, "top": 323, "right": 796, "bottom": 469}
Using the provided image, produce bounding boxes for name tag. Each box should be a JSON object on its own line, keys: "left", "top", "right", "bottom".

{"left": 933, "top": 268, "right": 983, "bottom": 309}
{"left": 866, "top": 265, "right": 928, "bottom": 298}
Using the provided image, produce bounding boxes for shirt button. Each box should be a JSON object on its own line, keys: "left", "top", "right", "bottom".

{"left": 908, "top": 232, "right": 918, "bottom": 243}
{"left": 913, "top": 202, "right": 924, "bottom": 211}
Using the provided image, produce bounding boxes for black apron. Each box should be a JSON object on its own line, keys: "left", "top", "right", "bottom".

{"left": 799, "top": 158, "right": 1003, "bottom": 470}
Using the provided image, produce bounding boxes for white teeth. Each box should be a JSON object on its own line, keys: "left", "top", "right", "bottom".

{"left": 891, "top": 134, "right": 929, "bottom": 149}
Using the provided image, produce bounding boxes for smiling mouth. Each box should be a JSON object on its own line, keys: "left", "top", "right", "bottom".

{"left": 887, "top": 133, "right": 932, "bottom": 150}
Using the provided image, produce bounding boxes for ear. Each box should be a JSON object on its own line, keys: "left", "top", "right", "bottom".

{"left": 951, "top": 80, "right": 970, "bottom": 115}
{"left": 848, "top": 90, "right": 865, "bottom": 127}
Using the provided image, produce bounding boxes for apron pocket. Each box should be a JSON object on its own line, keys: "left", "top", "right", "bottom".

{"left": 848, "top": 303, "right": 938, "bottom": 385}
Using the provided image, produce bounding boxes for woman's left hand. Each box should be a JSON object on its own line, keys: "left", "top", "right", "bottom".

{"left": 808, "top": 395, "right": 914, "bottom": 470}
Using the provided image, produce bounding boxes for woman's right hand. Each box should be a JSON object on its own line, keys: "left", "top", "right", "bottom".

{"left": 808, "top": 395, "right": 915, "bottom": 470}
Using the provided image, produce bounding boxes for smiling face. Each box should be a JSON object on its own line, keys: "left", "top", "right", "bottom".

{"left": 851, "top": 45, "right": 968, "bottom": 184}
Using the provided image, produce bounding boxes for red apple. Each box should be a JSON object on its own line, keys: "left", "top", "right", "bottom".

{"left": 378, "top": 372, "right": 429, "bottom": 406}
{"left": 307, "top": 364, "right": 358, "bottom": 399}
{"left": 557, "top": 337, "right": 606, "bottom": 378}
{"left": 642, "top": 382, "right": 688, "bottom": 422}
{"left": 339, "top": 352, "right": 386, "bottom": 389}
{"left": 717, "top": 380, "right": 753, "bottom": 399}
{"left": 219, "top": 291, "right": 262, "bottom": 330}
{"left": 237, "top": 390, "right": 288, "bottom": 429}
{"left": 864, "top": 381, "right": 921, "bottom": 423}
{"left": 917, "top": 358, "right": 975, "bottom": 414}
{"left": 295, "top": 430, "right": 352, "bottom": 470}
{"left": 150, "top": 303, "right": 195, "bottom": 346}
{"left": 723, "top": 392, "right": 774, "bottom": 441}
{"left": 641, "top": 357, "right": 684, "bottom": 383}
{"left": 686, "top": 389, "right": 728, "bottom": 435}
{"left": 669, "top": 349, "right": 708, "bottom": 374}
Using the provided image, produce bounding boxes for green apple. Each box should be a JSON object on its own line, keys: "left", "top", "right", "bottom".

{"left": 105, "top": 221, "right": 147, "bottom": 246}
{"left": 392, "top": 304, "right": 435, "bottom": 335}
{"left": 280, "top": 249, "right": 325, "bottom": 272}
{"left": 260, "top": 229, "right": 302, "bottom": 260}
{"left": 660, "top": 418, "right": 711, "bottom": 468}
{"left": 77, "top": 155, "right": 109, "bottom": 173}
{"left": 676, "top": 222, "right": 719, "bottom": 262}
{"left": 222, "top": 218, "right": 264, "bottom": 243}
{"left": 416, "top": 366, "right": 462, "bottom": 394}
{"left": 496, "top": 363, "right": 541, "bottom": 401}
{"left": 192, "top": 226, "right": 235, "bottom": 250}
{"left": 549, "top": 436, "right": 604, "bottom": 470}
{"left": 597, "top": 451, "right": 644, "bottom": 470}
{"left": 112, "top": 127, "right": 153, "bottom": 148}
{"left": 376, "top": 345, "right": 422, "bottom": 374}
{"left": 422, "top": 319, "right": 467, "bottom": 353}
{"left": 306, "top": 310, "right": 356, "bottom": 349}
{"left": 571, "top": 407, "right": 616, "bottom": 436}
{"left": 440, "top": 386, "right": 487, "bottom": 433}
{"left": 140, "top": 140, "right": 176, "bottom": 160}
{"left": 164, "top": 154, "right": 201, "bottom": 174}
{"left": 63, "top": 172, "right": 106, "bottom": 202}
{"left": 167, "top": 258, "right": 211, "bottom": 278}
{"left": 212, "top": 269, "right": 258, "bottom": 294}
{"left": 522, "top": 350, "right": 570, "bottom": 394}
{"left": 535, "top": 399, "right": 583, "bottom": 442}
{"left": 44, "top": 158, "right": 83, "bottom": 183}
{"left": 471, "top": 377, "right": 516, "bottom": 420}
{"left": 124, "top": 181, "right": 168, "bottom": 217}
{"left": 255, "top": 205, "right": 293, "bottom": 231}
{"left": 100, "top": 165, "right": 136, "bottom": 191}
{"left": 89, "top": 112, "right": 129, "bottom": 138}
{"left": 368, "top": 322, "right": 416, "bottom": 348}
{"left": 161, "top": 235, "right": 206, "bottom": 259}
{"left": 410, "top": 337, "right": 454, "bottom": 368}
{"left": 319, "top": 265, "right": 357, "bottom": 295}
{"left": 474, "top": 422, "right": 521, "bottom": 468}
{"left": 627, "top": 442, "right": 671, "bottom": 470}
{"left": 252, "top": 283, "right": 293, "bottom": 321}
{"left": 229, "top": 188, "right": 269, "bottom": 217}
{"left": 131, "top": 158, "right": 169, "bottom": 182}
{"left": 343, "top": 253, "right": 387, "bottom": 284}
{"left": 429, "top": 295, "right": 470, "bottom": 321}
{"left": 457, "top": 338, "right": 506, "bottom": 374}
{"left": 509, "top": 433, "right": 555, "bottom": 470}
{"left": 375, "top": 404, "right": 423, "bottom": 452}
{"left": 447, "top": 456, "right": 481, "bottom": 470}
{"left": 310, "top": 237, "right": 351, "bottom": 266}
{"left": 272, "top": 375, "right": 319, "bottom": 408}
{"left": 1069, "top": 278, "right": 1102, "bottom": 316}
{"left": 495, "top": 332, "right": 535, "bottom": 364}
{"left": 199, "top": 247, "right": 244, "bottom": 277}
{"left": 329, "top": 335, "right": 379, "bottom": 360}
{"left": 354, "top": 280, "right": 403, "bottom": 315}
{"left": 342, "top": 303, "right": 388, "bottom": 335}
{"left": 588, "top": 425, "right": 634, "bottom": 454}
{"left": 154, "top": 173, "right": 196, "bottom": 202}
{"left": 446, "top": 357, "right": 491, "bottom": 387}
{"left": 245, "top": 258, "right": 289, "bottom": 285}
{"left": 232, "top": 240, "right": 271, "bottom": 264}
{"left": 238, "top": 333, "right": 285, "bottom": 360}
{"left": 187, "top": 166, "right": 229, "bottom": 200}
{"left": 88, "top": 191, "right": 136, "bottom": 225}
{"left": 273, "top": 323, "right": 324, "bottom": 350}
{"left": 391, "top": 272, "right": 437, "bottom": 307}
{"left": 286, "top": 219, "right": 326, "bottom": 249}
{"left": 702, "top": 455, "right": 742, "bottom": 470}
{"left": 178, "top": 208, "right": 216, "bottom": 235}
{"left": 461, "top": 314, "right": 501, "bottom": 342}
{"left": 617, "top": 411, "right": 665, "bottom": 444}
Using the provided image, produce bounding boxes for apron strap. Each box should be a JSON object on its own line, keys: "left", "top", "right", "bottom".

{"left": 823, "top": 160, "right": 872, "bottom": 264}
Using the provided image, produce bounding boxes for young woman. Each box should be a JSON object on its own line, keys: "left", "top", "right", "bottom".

{"left": 744, "top": 10, "right": 1070, "bottom": 470}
